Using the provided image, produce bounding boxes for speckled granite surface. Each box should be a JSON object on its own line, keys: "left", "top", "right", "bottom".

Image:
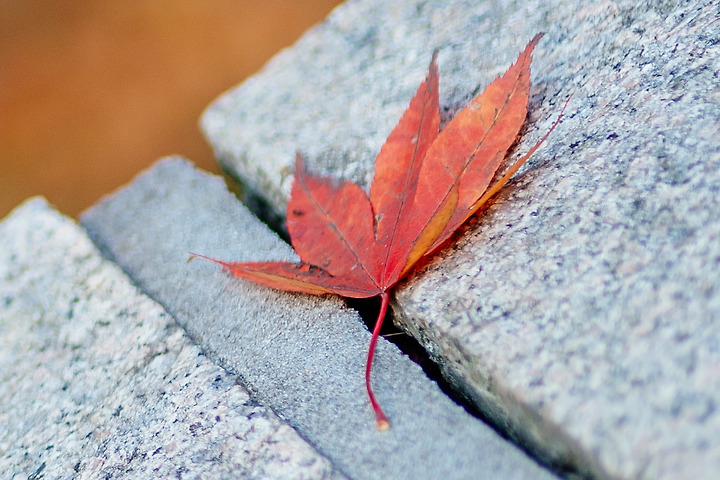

{"left": 200, "top": 0, "right": 720, "bottom": 478}
{"left": 201, "top": 0, "right": 568, "bottom": 229}
{"left": 394, "top": 3, "right": 720, "bottom": 480}
{"left": 0, "top": 198, "right": 341, "bottom": 480}
{"left": 81, "top": 157, "right": 557, "bottom": 480}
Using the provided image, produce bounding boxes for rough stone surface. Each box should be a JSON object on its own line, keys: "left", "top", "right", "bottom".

{"left": 0, "top": 198, "right": 341, "bottom": 480}
{"left": 201, "top": 0, "right": 568, "bottom": 229}
{"left": 201, "top": 1, "right": 720, "bottom": 479}
{"left": 81, "top": 157, "right": 557, "bottom": 480}
{"left": 201, "top": 0, "right": 576, "bottom": 228}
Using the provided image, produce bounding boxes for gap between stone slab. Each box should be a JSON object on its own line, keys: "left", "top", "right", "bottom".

{"left": 220, "top": 173, "right": 587, "bottom": 480}
{"left": 219, "top": 167, "right": 288, "bottom": 237}
{"left": 346, "top": 296, "right": 587, "bottom": 480}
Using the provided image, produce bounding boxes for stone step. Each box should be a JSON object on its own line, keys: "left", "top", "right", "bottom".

{"left": 80, "top": 157, "right": 557, "bottom": 480}
{"left": 200, "top": 0, "right": 720, "bottom": 479}
{"left": 0, "top": 197, "right": 343, "bottom": 479}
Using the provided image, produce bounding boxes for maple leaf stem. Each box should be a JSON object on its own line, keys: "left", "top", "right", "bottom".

{"left": 366, "top": 291, "right": 391, "bottom": 431}
{"left": 197, "top": 36, "right": 558, "bottom": 431}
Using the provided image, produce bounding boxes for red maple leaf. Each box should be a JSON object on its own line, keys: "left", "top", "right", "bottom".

{"left": 194, "top": 33, "right": 566, "bottom": 430}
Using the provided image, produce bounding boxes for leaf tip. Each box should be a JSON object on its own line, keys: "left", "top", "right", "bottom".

{"left": 187, "top": 252, "right": 232, "bottom": 274}
{"left": 520, "top": 32, "right": 544, "bottom": 63}
{"left": 430, "top": 47, "right": 439, "bottom": 69}
{"left": 187, "top": 252, "right": 207, "bottom": 264}
{"left": 295, "top": 151, "right": 306, "bottom": 174}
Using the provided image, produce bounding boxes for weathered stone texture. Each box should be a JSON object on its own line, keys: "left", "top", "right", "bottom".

{"left": 201, "top": 0, "right": 720, "bottom": 478}
{"left": 0, "top": 198, "right": 340, "bottom": 480}
{"left": 81, "top": 158, "right": 557, "bottom": 480}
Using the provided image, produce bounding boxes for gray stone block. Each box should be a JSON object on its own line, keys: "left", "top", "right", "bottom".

{"left": 0, "top": 198, "right": 341, "bottom": 479}
{"left": 200, "top": 0, "right": 720, "bottom": 479}
{"left": 201, "top": 0, "right": 569, "bottom": 227}
{"left": 81, "top": 157, "right": 557, "bottom": 480}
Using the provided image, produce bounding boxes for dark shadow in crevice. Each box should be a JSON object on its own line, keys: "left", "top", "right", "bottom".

{"left": 220, "top": 170, "right": 587, "bottom": 480}
{"left": 345, "top": 295, "right": 588, "bottom": 480}
{"left": 344, "top": 296, "right": 443, "bottom": 375}
{"left": 219, "top": 168, "right": 289, "bottom": 241}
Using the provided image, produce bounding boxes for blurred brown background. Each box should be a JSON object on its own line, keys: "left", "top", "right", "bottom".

{"left": 0, "top": 0, "right": 341, "bottom": 219}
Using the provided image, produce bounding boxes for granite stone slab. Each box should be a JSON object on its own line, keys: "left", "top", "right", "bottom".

{"left": 200, "top": 0, "right": 720, "bottom": 479}
{"left": 0, "top": 198, "right": 341, "bottom": 479}
{"left": 81, "top": 157, "right": 557, "bottom": 480}
{"left": 200, "top": 0, "right": 578, "bottom": 230}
